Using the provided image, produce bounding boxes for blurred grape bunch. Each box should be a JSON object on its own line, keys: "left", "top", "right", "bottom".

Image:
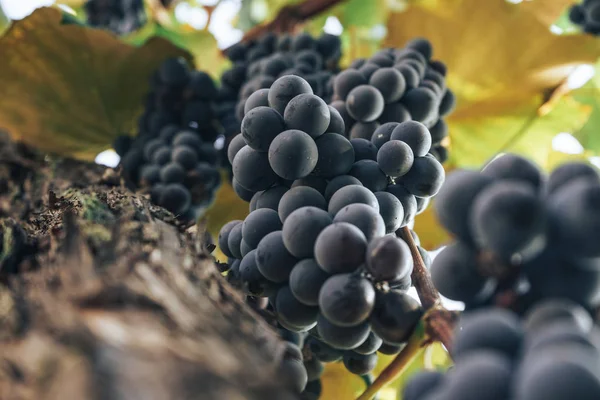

{"left": 569, "top": 1, "right": 600, "bottom": 35}
{"left": 84, "top": 0, "right": 147, "bottom": 35}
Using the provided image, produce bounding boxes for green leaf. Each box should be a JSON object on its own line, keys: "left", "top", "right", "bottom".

{"left": 573, "top": 62, "right": 600, "bottom": 155}
{"left": 0, "top": 7, "right": 192, "bottom": 160}
{"left": 0, "top": 2, "right": 9, "bottom": 35}
{"left": 342, "top": 0, "right": 389, "bottom": 27}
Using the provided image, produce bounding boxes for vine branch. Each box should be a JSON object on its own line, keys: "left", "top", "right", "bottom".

{"left": 228, "top": 0, "right": 346, "bottom": 48}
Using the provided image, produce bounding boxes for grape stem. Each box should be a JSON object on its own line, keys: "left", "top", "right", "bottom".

{"left": 224, "top": 0, "right": 346, "bottom": 50}
{"left": 356, "top": 326, "right": 425, "bottom": 400}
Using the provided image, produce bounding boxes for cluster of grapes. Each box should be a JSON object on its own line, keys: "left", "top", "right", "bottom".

{"left": 404, "top": 300, "right": 600, "bottom": 400}
{"left": 431, "top": 154, "right": 600, "bottom": 313}
{"left": 216, "top": 32, "right": 342, "bottom": 143}
{"left": 331, "top": 38, "right": 454, "bottom": 164}
{"left": 84, "top": 0, "right": 146, "bottom": 35}
{"left": 218, "top": 65, "right": 448, "bottom": 393}
{"left": 569, "top": 0, "right": 600, "bottom": 35}
{"left": 115, "top": 58, "right": 222, "bottom": 219}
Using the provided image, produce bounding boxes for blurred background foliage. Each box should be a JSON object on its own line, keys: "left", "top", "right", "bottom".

{"left": 0, "top": 0, "right": 599, "bottom": 398}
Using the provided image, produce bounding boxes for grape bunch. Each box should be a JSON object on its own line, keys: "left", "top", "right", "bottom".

{"left": 84, "top": 0, "right": 146, "bottom": 35}
{"left": 404, "top": 300, "right": 600, "bottom": 400}
{"left": 215, "top": 32, "right": 342, "bottom": 143}
{"left": 332, "top": 38, "right": 455, "bottom": 164}
{"left": 218, "top": 66, "right": 449, "bottom": 392}
{"left": 114, "top": 57, "right": 222, "bottom": 219}
{"left": 569, "top": 0, "right": 600, "bottom": 35}
{"left": 431, "top": 154, "right": 600, "bottom": 313}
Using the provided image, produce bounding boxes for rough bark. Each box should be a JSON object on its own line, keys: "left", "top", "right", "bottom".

{"left": 0, "top": 134, "right": 295, "bottom": 400}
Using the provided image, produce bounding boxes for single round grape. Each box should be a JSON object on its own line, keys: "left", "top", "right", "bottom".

{"left": 151, "top": 146, "right": 172, "bottom": 166}
{"left": 395, "top": 48, "right": 427, "bottom": 65}
{"left": 279, "top": 358, "right": 308, "bottom": 394}
{"left": 227, "top": 134, "right": 247, "bottom": 165}
{"left": 160, "top": 162, "right": 186, "bottom": 184}
{"left": 244, "top": 88, "right": 270, "bottom": 114}
{"left": 323, "top": 176, "right": 361, "bottom": 203}
{"left": 369, "top": 51, "right": 394, "bottom": 67}
{"left": 370, "top": 291, "right": 422, "bottom": 345}
{"left": 481, "top": 153, "right": 544, "bottom": 191}
{"left": 351, "top": 138, "right": 378, "bottom": 161}
{"left": 523, "top": 299, "right": 593, "bottom": 334}
{"left": 171, "top": 146, "right": 198, "bottom": 170}
{"left": 371, "top": 122, "right": 400, "bottom": 149}
{"left": 377, "top": 140, "right": 414, "bottom": 178}
{"left": 328, "top": 184, "right": 379, "bottom": 216}
{"left": 343, "top": 352, "right": 378, "bottom": 375}
{"left": 314, "top": 222, "right": 368, "bottom": 274}
{"left": 254, "top": 185, "right": 288, "bottom": 211}
{"left": 394, "top": 63, "right": 420, "bottom": 89}
{"left": 358, "top": 63, "right": 380, "bottom": 80}
{"left": 326, "top": 105, "right": 346, "bottom": 135}
{"left": 452, "top": 309, "right": 523, "bottom": 361}
{"left": 390, "top": 121, "right": 432, "bottom": 157}
{"left": 386, "top": 184, "right": 417, "bottom": 226}
{"left": 349, "top": 160, "right": 388, "bottom": 192}
{"left": 232, "top": 178, "right": 256, "bottom": 202}
{"left": 319, "top": 273, "right": 375, "bottom": 327}
{"left": 150, "top": 183, "right": 165, "bottom": 204}
{"left": 283, "top": 93, "right": 330, "bottom": 138}
{"left": 333, "top": 203, "right": 385, "bottom": 241}
{"left": 306, "top": 336, "right": 343, "bottom": 362}
{"left": 330, "top": 100, "right": 355, "bottom": 136}
{"left": 218, "top": 220, "right": 242, "bottom": 258}
{"left": 268, "top": 75, "right": 314, "bottom": 115}
{"left": 549, "top": 178, "right": 600, "bottom": 258}
{"left": 346, "top": 85, "right": 385, "bottom": 123}
{"left": 406, "top": 37, "right": 433, "bottom": 60}
{"left": 303, "top": 356, "right": 324, "bottom": 382}
{"left": 316, "top": 314, "right": 371, "bottom": 350}
{"left": 429, "top": 118, "right": 448, "bottom": 144}
{"left": 160, "top": 183, "right": 191, "bottom": 215}
{"left": 399, "top": 156, "right": 445, "bottom": 197}
{"left": 401, "top": 88, "right": 438, "bottom": 124}
{"left": 443, "top": 352, "right": 512, "bottom": 400}
{"left": 289, "top": 259, "right": 330, "bottom": 306}
{"left": 369, "top": 67, "right": 406, "bottom": 103}
{"left": 282, "top": 207, "right": 333, "bottom": 259}
{"left": 430, "top": 242, "right": 487, "bottom": 302}
{"left": 140, "top": 164, "right": 161, "bottom": 186}
{"left": 354, "top": 332, "right": 383, "bottom": 355}
{"left": 403, "top": 371, "right": 444, "bottom": 400}
{"left": 268, "top": 130, "right": 318, "bottom": 180}
{"left": 239, "top": 249, "right": 278, "bottom": 297}
{"left": 233, "top": 145, "right": 279, "bottom": 191}
{"left": 255, "top": 231, "right": 299, "bottom": 283}
{"left": 278, "top": 186, "right": 327, "bottom": 223}
{"left": 241, "top": 106, "right": 286, "bottom": 152}
{"left": 291, "top": 175, "right": 328, "bottom": 195}
{"left": 374, "top": 191, "right": 404, "bottom": 233}
{"left": 366, "top": 235, "right": 412, "bottom": 282}
{"left": 227, "top": 222, "right": 243, "bottom": 259}
{"left": 350, "top": 122, "right": 380, "bottom": 140}
{"left": 173, "top": 131, "right": 202, "bottom": 151}
{"left": 470, "top": 181, "right": 546, "bottom": 258}
{"left": 439, "top": 88, "right": 456, "bottom": 117}
{"left": 378, "top": 102, "right": 412, "bottom": 124}
{"left": 434, "top": 169, "right": 494, "bottom": 244}
{"left": 547, "top": 161, "right": 599, "bottom": 195}
{"left": 333, "top": 69, "right": 367, "bottom": 100}
{"left": 276, "top": 286, "right": 319, "bottom": 329}
{"left": 416, "top": 195, "right": 430, "bottom": 215}
{"left": 312, "top": 133, "right": 355, "bottom": 178}
{"left": 242, "top": 208, "right": 282, "bottom": 248}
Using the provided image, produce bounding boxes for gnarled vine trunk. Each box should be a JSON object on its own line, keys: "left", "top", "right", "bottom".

{"left": 0, "top": 134, "right": 294, "bottom": 400}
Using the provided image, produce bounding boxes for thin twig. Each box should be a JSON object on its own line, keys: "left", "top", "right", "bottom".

{"left": 356, "top": 327, "right": 425, "bottom": 400}
{"left": 399, "top": 226, "right": 439, "bottom": 310}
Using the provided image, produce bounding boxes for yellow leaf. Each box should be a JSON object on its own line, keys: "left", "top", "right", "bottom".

{"left": 0, "top": 7, "right": 192, "bottom": 161}
{"left": 520, "top": 0, "right": 572, "bottom": 26}
{"left": 413, "top": 203, "right": 451, "bottom": 251}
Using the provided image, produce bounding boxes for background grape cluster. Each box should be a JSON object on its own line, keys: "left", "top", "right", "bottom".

{"left": 114, "top": 57, "right": 222, "bottom": 219}
{"left": 404, "top": 300, "right": 600, "bottom": 400}
{"left": 332, "top": 38, "right": 454, "bottom": 164}
{"left": 431, "top": 155, "right": 600, "bottom": 312}
{"left": 569, "top": 0, "right": 600, "bottom": 35}
{"left": 84, "top": 0, "right": 146, "bottom": 35}
{"left": 215, "top": 32, "right": 342, "bottom": 154}
{"left": 217, "top": 37, "right": 451, "bottom": 396}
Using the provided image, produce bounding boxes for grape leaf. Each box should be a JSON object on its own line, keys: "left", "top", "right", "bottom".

{"left": 572, "top": 62, "right": 600, "bottom": 155}
{"left": 0, "top": 7, "right": 192, "bottom": 160}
